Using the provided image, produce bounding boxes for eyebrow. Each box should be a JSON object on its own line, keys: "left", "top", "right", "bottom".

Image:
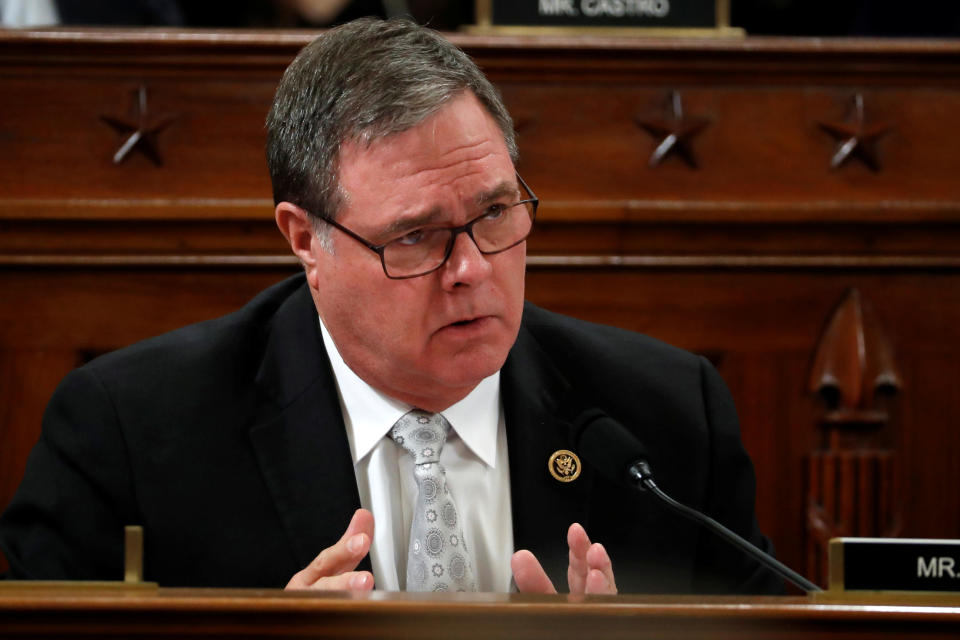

{"left": 380, "top": 180, "right": 520, "bottom": 238}
{"left": 475, "top": 180, "right": 520, "bottom": 206}
{"left": 380, "top": 206, "right": 445, "bottom": 239}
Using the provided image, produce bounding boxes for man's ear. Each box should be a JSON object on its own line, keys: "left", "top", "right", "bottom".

{"left": 275, "top": 201, "right": 320, "bottom": 269}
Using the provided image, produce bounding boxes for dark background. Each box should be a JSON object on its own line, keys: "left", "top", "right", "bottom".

{"left": 40, "top": 0, "right": 960, "bottom": 36}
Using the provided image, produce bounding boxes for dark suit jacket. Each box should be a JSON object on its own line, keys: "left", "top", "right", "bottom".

{"left": 0, "top": 274, "right": 782, "bottom": 593}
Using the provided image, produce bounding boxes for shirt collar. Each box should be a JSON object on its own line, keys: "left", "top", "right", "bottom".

{"left": 319, "top": 316, "right": 501, "bottom": 468}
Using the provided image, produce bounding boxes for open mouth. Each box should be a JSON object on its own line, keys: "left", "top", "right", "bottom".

{"left": 440, "top": 316, "right": 491, "bottom": 334}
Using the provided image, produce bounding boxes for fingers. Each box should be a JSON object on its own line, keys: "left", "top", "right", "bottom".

{"left": 511, "top": 549, "right": 558, "bottom": 594}
{"left": 584, "top": 541, "right": 617, "bottom": 595}
{"left": 566, "top": 522, "right": 592, "bottom": 594}
{"left": 285, "top": 508, "right": 375, "bottom": 591}
{"left": 567, "top": 523, "right": 618, "bottom": 595}
{"left": 287, "top": 570, "right": 374, "bottom": 591}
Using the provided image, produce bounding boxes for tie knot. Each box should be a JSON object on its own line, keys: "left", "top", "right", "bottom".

{"left": 390, "top": 410, "right": 448, "bottom": 464}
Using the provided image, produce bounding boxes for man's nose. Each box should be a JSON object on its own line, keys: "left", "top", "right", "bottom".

{"left": 440, "top": 230, "right": 492, "bottom": 288}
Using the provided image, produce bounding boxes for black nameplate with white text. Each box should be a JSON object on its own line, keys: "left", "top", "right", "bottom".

{"left": 486, "top": 0, "right": 717, "bottom": 29}
{"left": 837, "top": 538, "right": 960, "bottom": 592}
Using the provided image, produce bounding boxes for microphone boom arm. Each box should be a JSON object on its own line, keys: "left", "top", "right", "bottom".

{"left": 629, "top": 462, "right": 821, "bottom": 593}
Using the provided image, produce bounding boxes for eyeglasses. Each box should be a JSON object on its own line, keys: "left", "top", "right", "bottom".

{"left": 315, "top": 173, "right": 538, "bottom": 279}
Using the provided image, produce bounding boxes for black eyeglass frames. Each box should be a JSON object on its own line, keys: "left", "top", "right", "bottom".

{"left": 313, "top": 173, "right": 538, "bottom": 279}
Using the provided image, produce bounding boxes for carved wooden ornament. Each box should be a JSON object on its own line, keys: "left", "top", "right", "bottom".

{"left": 635, "top": 91, "right": 710, "bottom": 169}
{"left": 818, "top": 94, "right": 894, "bottom": 172}
{"left": 805, "top": 288, "right": 903, "bottom": 587}
{"left": 808, "top": 288, "right": 901, "bottom": 414}
{"left": 100, "top": 85, "right": 178, "bottom": 166}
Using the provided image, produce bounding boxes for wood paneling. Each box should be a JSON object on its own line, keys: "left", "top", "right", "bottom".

{"left": 1, "top": 29, "right": 959, "bottom": 587}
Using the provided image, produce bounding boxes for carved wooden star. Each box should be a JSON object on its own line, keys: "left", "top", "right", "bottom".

{"left": 100, "top": 86, "right": 178, "bottom": 166}
{"left": 818, "top": 94, "right": 894, "bottom": 172}
{"left": 635, "top": 91, "right": 710, "bottom": 169}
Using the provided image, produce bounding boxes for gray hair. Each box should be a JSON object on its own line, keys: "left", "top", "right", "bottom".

{"left": 266, "top": 18, "right": 518, "bottom": 247}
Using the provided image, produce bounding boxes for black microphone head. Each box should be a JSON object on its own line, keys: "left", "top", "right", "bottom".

{"left": 571, "top": 409, "right": 651, "bottom": 489}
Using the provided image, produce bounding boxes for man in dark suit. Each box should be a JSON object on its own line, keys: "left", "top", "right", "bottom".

{"left": 0, "top": 18, "right": 781, "bottom": 595}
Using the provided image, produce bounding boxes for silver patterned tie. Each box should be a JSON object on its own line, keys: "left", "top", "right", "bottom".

{"left": 390, "top": 410, "right": 477, "bottom": 592}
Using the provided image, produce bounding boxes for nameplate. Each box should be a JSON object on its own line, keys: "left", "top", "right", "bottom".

{"left": 472, "top": 0, "right": 741, "bottom": 36}
{"left": 830, "top": 538, "right": 960, "bottom": 592}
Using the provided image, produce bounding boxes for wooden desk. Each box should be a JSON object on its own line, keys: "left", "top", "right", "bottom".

{"left": 1, "top": 588, "right": 959, "bottom": 639}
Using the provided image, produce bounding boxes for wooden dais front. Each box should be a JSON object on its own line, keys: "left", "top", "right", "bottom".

{"left": 2, "top": 588, "right": 960, "bottom": 639}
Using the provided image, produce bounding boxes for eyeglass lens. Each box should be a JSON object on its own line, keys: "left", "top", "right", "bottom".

{"left": 382, "top": 201, "right": 535, "bottom": 277}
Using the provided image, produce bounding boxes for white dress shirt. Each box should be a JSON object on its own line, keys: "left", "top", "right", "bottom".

{"left": 319, "top": 317, "right": 515, "bottom": 592}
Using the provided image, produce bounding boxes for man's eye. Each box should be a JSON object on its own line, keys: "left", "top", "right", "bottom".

{"left": 484, "top": 204, "right": 508, "bottom": 220}
{"left": 395, "top": 229, "right": 426, "bottom": 246}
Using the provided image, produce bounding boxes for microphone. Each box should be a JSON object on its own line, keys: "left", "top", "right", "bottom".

{"left": 573, "top": 409, "right": 821, "bottom": 593}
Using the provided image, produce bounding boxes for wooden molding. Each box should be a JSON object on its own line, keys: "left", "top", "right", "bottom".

{"left": 2, "top": 254, "right": 960, "bottom": 270}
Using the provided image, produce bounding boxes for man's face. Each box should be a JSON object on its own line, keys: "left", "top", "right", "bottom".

{"left": 302, "top": 92, "right": 526, "bottom": 411}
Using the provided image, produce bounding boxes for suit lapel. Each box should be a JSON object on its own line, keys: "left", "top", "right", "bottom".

{"left": 502, "top": 309, "right": 594, "bottom": 588}
{"left": 247, "top": 282, "right": 370, "bottom": 572}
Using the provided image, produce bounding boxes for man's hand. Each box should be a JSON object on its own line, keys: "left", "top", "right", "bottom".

{"left": 510, "top": 523, "right": 617, "bottom": 594}
{"left": 285, "top": 508, "right": 375, "bottom": 591}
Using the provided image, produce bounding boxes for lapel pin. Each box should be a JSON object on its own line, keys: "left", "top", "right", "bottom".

{"left": 548, "top": 449, "right": 581, "bottom": 483}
